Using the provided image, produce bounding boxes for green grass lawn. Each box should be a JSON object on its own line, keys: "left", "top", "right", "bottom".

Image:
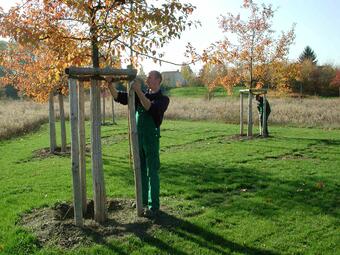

{"left": 0, "top": 119, "right": 339, "bottom": 254}
{"left": 166, "top": 86, "right": 243, "bottom": 98}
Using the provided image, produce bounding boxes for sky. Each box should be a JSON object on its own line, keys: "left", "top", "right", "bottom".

{"left": 1, "top": 0, "right": 340, "bottom": 74}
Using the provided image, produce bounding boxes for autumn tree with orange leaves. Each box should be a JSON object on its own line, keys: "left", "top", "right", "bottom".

{"left": 0, "top": 42, "right": 81, "bottom": 153}
{"left": 0, "top": 0, "right": 196, "bottom": 71}
{"left": 187, "top": 0, "right": 296, "bottom": 94}
{"left": 0, "top": 42, "right": 83, "bottom": 102}
{"left": 0, "top": 0, "right": 197, "bottom": 103}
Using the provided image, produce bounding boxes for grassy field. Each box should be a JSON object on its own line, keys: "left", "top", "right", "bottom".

{"left": 0, "top": 119, "right": 339, "bottom": 254}
{"left": 166, "top": 86, "right": 241, "bottom": 98}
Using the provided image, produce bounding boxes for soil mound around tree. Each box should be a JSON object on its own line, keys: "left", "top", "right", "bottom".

{"left": 19, "top": 198, "right": 168, "bottom": 249}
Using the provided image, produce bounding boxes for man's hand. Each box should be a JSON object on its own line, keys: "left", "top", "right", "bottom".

{"left": 105, "top": 77, "right": 118, "bottom": 99}
{"left": 131, "top": 78, "right": 143, "bottom": 93}
{"left": 104, "top": 76, "right": 113, "bottom": 83}
{"left": 132, "top": 78, "right": 151, "bottom": 110}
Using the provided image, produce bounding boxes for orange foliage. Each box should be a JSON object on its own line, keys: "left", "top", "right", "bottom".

{"left": 330, "top": 69, "right": 340, "bottom": 88}
{"left": 0, "top": 0, "right": 197, "bottom": 100}
{"left": 0, "top": 42, "right": 89, "bottom": 102}
{"left": 187, "top": 0, "right": 296, "bottom": 94}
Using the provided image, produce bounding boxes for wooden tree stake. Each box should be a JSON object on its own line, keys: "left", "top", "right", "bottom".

{"left": 78, "top": 81, "right": 87, "bottom": 214}
{"left": 49, "top": 92, "right": 57, "bottom": 153}
{"left": 127, "top": 81, "right": 143, "bottom": 216}
{"left": 90, "top": 79, "right": 107, "bottom": 223}
{"left": 240, "top": 92, "right": 244, "bottom": 135}
{"left": 68, "top": 78, "right": 83, "bottom": 227}
{"left": 58, "top": 93, "right": 67, "bottom": 152}
{"left": 247, "top": 91, "right": 253, "bottom": 137}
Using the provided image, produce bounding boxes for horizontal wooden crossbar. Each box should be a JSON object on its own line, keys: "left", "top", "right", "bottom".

{"left": 239, "top": 88, "right": 267, "bottom": 95}
{"left": 65, "top": 67, "right": 137, "bottom": 81}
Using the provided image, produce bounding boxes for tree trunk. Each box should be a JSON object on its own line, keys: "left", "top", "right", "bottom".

{"left": 49, "top": 92, "right": 57, "bottom": 153}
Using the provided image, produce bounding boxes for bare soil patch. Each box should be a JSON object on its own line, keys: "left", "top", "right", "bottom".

{"left": 19, "top": 198, "right": 171, "bottom": 249}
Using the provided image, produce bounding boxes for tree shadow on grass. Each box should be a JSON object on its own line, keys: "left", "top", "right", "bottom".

{"left": 103, "top": 146, "right": 339, "bottom": 220}
{"left": 80, "top": 212, "right": 279, "bottom": 255}
{"left": 172, "top": 161, "right": 338, "bottom": 218}
{"left": 146, "top": 211, "right": 279, "bottom": 255}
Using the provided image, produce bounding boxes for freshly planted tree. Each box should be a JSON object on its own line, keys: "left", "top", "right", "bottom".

{"left": 186, "top": 0, "right": 295, "bottom": 136}
{"left": 187, "top": 0, "right": 295, "bottom": 92}
{"left": 1, "top": 0, "right": 197, "bottom": 224}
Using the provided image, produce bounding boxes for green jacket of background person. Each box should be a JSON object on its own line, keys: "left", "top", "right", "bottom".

{"left": 255, "top": 94, "right": 271, "bottom": 136}
{"left": 107, "top": 71, "right": 169, "bottom": 216}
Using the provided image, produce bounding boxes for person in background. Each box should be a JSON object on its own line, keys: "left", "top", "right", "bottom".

{"left": 255, "top": 94, "right": 271, "bottom": 137}
{"left": 106, "top": 70, "right": 169, "bottom": 217}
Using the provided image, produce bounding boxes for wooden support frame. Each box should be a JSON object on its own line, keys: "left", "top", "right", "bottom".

{"left": 65, "top": 67, "right": 137, "bottom": 81}
{"left": 66, "top": 67, "right": 141, "bottom": 226}
{"left": 239, "top": 89, "right": 268, "bottom": 137}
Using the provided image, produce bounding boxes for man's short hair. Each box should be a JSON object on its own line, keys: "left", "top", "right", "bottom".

{"left": 151, "top": 70, "right": 162, "bottom": 83}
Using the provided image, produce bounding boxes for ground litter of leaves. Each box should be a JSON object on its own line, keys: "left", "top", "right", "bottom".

{"left": 19, "top": 198, "right": 169, "bottom": 249}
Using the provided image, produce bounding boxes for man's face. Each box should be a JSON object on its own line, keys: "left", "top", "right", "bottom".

{"left": 146, "top": 71, "right": 160, "bottom": 91}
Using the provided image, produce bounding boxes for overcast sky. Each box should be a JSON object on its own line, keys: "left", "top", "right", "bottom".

{"left": 1, "top": 0, "right": 340, "bottom": 73}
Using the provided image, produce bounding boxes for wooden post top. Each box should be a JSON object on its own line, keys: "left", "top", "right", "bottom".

{"left": 65, "top": 67, "right": 137, "bottom": 82}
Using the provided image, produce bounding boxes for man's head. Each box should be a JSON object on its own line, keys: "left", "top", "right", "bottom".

{"left": 146, "top": 71, "right": 162, "bottom": 92}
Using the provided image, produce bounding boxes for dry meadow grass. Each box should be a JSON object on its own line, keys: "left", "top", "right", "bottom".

{"left": 167, "top": 97, "right": 340, "bottom": 129}
{"left": 0, "top": 100, "right": 48, "bottom": 140}
{"left": 1, "top": 96, "right": 339, "bottom": 140}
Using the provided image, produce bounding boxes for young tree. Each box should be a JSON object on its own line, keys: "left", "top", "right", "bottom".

{"left": 1, "top": 0, "right": 197, "bottom": 223}
{"left": 318, "top": 64, "right": 336, "bottom": 96}
{"left": 187, "top": 0, "right": 295, "bottom": 92}
{"left": 265, "top": 61, "right": 300, "bottom": 94}
{"left": 180, "top": 64, "right": 195, "bottom": 86}
{"left": 299, "top": 46, "right": 317, "bottom": 65}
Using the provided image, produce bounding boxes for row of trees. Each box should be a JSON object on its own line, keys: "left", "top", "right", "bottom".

{"left": 180, "top": 46, "right": 340, "bottom": 97}
{"left": 179, "top": 1, "right": 340, "bottom": 97}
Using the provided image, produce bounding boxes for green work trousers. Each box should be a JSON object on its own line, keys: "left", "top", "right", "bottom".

{"left": 136, "top": 106, "right": 160, "bottom": 211}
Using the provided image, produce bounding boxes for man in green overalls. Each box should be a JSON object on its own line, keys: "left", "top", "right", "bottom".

{"left": 107, "top": 71, "right": 169, "bottom": 217}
